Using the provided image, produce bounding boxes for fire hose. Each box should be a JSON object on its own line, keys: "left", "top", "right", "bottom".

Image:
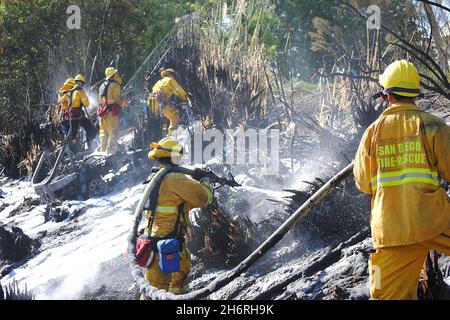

{"left": 127, "top": 162, "right": 355, "bottom": 300}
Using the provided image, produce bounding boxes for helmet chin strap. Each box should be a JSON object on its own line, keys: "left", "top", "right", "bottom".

{"left": 380, "top": 96, "right": 389, "bottom": 110}
{"left": 372, "top": 91, "right": 384, "bottom": 100}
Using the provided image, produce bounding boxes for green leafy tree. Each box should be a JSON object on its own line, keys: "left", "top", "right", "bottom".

{"left": 0, "top": 0, "right": 195, "bottom": 134}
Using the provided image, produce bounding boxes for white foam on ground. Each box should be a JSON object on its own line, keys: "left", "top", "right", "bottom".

{"left": 0, "top": 178, "right": 144, "bottom": 299}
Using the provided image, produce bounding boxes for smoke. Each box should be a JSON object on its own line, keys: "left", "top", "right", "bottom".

{"left": 85, "top": 89, "right": 99, "bottom": 116}
{"left": 38, "top": 264, "right": 101, "bottom": 300}
{"left": 289, "top": 136, "right": 349, "bottom": 191}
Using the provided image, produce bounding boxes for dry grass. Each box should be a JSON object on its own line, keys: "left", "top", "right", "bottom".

{"left": 17, "top": 144, "right": 42, "bottom": 174}
{"left": 0, "top": 280, "right": 34, "bottom": 300}
{"left": 0, "top": 121, "right": 60, "bottom": 177}
{"left": 126, "top": 0, "right": 271, "bottom": 133}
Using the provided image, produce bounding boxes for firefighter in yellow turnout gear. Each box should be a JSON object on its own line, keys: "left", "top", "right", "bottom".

{"left": 67, "top": 74, "right": 97, "bottom": 150}
{"left": 57, "top": 78, "right": 76, "bottom": 137}
{"left": 147, "top": 68, "right": 188, "bottom": 135}
{"left": 141, "top": 137, "right": 213, "bottom": 299}
{"left": 354, "top": 60, "right": 450, "bottom": 300}
{"left": 98, "top": 67, "right": 128, "bottom": 154}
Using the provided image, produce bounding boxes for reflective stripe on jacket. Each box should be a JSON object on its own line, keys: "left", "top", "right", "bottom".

{"left": 354, "top": 102, "right": 450, "bottom": 248}
{"left": 145, "top": 170, "right": 213, "bottom": 238}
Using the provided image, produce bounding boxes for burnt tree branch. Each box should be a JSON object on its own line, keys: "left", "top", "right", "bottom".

{"left": 340, "top": 1, "right": 450, "bottom": 90}
{"left": 414, "top": 0, "right": 450, "bottom": 13}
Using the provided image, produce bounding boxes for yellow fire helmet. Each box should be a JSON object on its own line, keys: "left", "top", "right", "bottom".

{"left": 374, "top": 60, "right": 421, "bottom": 99}
{"left": 58, "top": 77, "right": 76, "bottom": 93}
{"left": 105, "top": 67, "right": 118, "bottom": 79}
{"left": 160, "top": 68, "right": 175, "bottom": 78}
{"left": 74, "top": 74, "right": 86, "bottom": 83}
{"left": 148, "top": 137, "right": 184, "bottom": 160}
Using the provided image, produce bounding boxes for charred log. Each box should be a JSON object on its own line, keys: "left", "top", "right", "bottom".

{"left": 0, "top": 225, "right": 40, "bottom": 267}
{"left": 187, "top": 199, "right": 261, "bottom": 268}
{"left": 418, "top": 251, "right": 450, "bottom": 300}
{"left": 279, "top": 175, "right": 370, "bottom": 241}
{"left": 252, "top": 227, "right": 370, "bottom": 300}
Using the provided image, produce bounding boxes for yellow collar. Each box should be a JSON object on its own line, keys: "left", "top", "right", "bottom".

{"left": 381, "top": 102, "right": 420, "bottom": 116}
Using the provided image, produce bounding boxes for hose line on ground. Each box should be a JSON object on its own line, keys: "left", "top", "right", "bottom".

{"left": 127, "top": 162, "right": 355, "bottom": 300}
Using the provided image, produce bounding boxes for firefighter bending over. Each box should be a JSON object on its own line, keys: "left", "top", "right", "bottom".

{"left": 147, "top": 68, "right": 191, "bottom": 135}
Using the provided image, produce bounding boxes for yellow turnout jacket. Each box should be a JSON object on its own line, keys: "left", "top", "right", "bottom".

{"left": 354, "top": 102, "right": 450, "bottom": 248}
{"left": 147, "top": 76, "right": 188, "bottom": 113}
{"left": 146, "top": 170, "right": 213, "bottom": 238}
{"left": 58, "top": 92, "right": 70, "bottom": 112}
{"left": 99, "top": 81, "right": 122, "bottom": 106}
{"left": 69, "top": 88, "right": 90, "bottom": 109}
{"left": 152, "top": 76, "right": 187, "bottom": 102}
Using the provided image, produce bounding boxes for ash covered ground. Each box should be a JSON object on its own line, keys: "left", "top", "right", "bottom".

{"left": 1, "top": 125, "right": 449, "bottom": 300}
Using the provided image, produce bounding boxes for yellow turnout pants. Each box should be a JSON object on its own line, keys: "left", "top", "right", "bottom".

{"left": 140, "top": 245, "right": 191, "bottom": 300}
{"left": 162, "top": 105, "right": 180, "bottom": 135}
{"left": 99, "top": 112, "right": 120, "bottom": 153}
{"left": 369, "top": 228, "right": 450, "bottom": 300}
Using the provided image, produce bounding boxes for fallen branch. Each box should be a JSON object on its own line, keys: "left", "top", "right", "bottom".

{"left": 252, "top": 226, "right": 370, "bottom": 300}
{"left": 128, "top": 162, "right": 356, "bottom": 300}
